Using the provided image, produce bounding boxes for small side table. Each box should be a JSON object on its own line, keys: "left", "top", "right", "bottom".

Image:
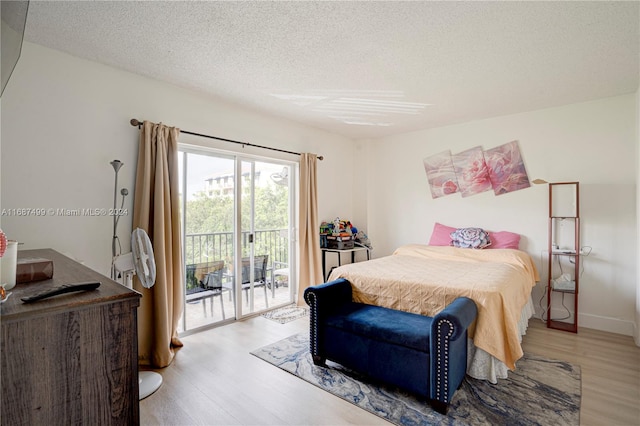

{"left": 321, "top": 246, "right": 370, "bottom": 281}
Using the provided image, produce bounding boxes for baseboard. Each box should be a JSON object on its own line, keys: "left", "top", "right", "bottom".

{"left": 531, "top": 309, "right": 635, "bottom": 337}
{"left": 578, "top": 312, "right": 635, "bottom": 336}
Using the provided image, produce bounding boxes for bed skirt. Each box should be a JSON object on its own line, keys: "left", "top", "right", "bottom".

{"left": 466, "top": 296, "right": 535, "bottom": 383}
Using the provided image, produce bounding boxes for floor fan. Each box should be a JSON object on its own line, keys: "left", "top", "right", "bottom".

{"left": 113, "top": 227, "right": 163, "bottom": 400}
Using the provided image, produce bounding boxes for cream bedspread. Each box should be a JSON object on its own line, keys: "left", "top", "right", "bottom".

{"left": 328, "top": 244, "right": 539, "bottom": 370}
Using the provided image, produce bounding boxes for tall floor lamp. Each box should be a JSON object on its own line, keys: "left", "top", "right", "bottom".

{"left": 109, "top": 159, "right": 163, "bottom": 400}
{"left": 110, "top": 159, "right": 128, "bottom": 279}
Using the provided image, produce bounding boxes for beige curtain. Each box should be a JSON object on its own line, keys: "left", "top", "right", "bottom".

{"left": 133, "top": 121, "right": 184, "bottom": 368}
{"left": 297, "top": 153, "right": 324, "bottom": 305}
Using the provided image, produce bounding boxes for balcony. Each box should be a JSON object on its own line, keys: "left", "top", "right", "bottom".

{"left": 181, "top": 229, "right": 291, "bottom": 330}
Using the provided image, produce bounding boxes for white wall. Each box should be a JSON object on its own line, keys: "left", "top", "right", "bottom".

{"left": 636, "top": 89, "right": 640, "bottom": 346}
{"left": 1, "top": 42, "right": 355, "bottom": 277}
{"left": 362, "top": 95, "right": 637, "bottom": 336}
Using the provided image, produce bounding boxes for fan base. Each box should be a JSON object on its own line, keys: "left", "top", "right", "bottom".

{"left": 139, "top": 370, "right": 163, "bottom": 400}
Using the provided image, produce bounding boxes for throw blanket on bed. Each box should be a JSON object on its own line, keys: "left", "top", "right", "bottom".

{"left": 328, "top": 244, "right": 539, "bottom": 370}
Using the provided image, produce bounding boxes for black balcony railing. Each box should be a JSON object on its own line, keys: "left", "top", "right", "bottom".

{"left": 184, "top": 229, "right": 289, "bottom": 275}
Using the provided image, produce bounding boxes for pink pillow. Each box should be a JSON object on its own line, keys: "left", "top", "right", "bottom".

{"left": 429, "top": 223, "right": 521, "bottom": 250}
{"left": 428, "top": 222, "right": 457, "bottom": 246}
{"left": 487, "top": 231, "right": 521, "bottom": 249}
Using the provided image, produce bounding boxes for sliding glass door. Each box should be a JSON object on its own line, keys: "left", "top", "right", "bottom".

{"left": 238, "top": 159, "right": 293, "bottom": 316}
{"left": 178, "top": 148, "right": 295, "bottom": 332}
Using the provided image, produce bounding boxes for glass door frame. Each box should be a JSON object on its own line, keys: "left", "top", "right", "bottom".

{"left": 234, "top": 155, "right": 297, "bottom": 319}
{"left": 178, "top": 143, "right": 297, "bottom": 331}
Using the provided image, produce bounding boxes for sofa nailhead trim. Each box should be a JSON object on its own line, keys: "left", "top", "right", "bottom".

{"left": 435, "top": 319, "right": 454, "bottom": 400}
{"left": 305, "top": 292, "right": 319, "bottom": 356}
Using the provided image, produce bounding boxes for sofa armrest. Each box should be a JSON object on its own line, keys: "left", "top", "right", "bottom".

{"left": 429, "top": 297, "right": 478, "bottom": 412}
{"left": 303, "top": 278, "right": 352, "bottom": 365}
{"left": 303, "top": 278, "right": 352, "bottom": 311}
{"left": 432, "top": 296, "right": 477, "bottom": 341}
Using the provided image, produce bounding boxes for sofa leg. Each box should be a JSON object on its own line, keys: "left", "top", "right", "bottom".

{"left": 312, "top": 355, "right": 326, "bottom": 366}
{"left": 430, "top": 399, "right": 448, "bottom": 415}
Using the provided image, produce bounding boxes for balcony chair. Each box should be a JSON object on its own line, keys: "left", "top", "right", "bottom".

{"left": 271, "top": 260, "right": 289, "bottom": 297}
{"left": 185, "top": 260, "right": 228, "bottom": 319}
{"left": 240, "top": 254, "right": 269, "bottom": 308}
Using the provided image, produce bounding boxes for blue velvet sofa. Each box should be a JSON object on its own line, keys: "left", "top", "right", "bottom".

{"left": 303, "top": 278, "right": 477, "bottom": 414}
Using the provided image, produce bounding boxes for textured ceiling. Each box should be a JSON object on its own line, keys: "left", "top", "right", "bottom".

{"left": 23, "top": 1, "right": 640, "bottom": 139}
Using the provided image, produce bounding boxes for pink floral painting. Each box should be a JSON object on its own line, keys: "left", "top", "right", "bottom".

{"left": 423, "top": 151, "right": 459, "bottom": 198}
{"left": 451, "top": 146, "right": 492, "bottom": 197}
{"left": 484, "top": 140, "right": 531, "bottom": 195}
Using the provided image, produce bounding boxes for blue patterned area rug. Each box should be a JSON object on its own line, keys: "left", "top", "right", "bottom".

{"left": 251, "top": 333, "right": 581, "bottom": 426}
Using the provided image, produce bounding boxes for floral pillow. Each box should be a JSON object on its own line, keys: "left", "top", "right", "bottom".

{"left": 450, "top": 227, "right": 492, "bottom": 249}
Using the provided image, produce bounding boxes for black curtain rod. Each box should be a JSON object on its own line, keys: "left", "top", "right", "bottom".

{"left": 130, "top": 119, "right": 323, "bottom": 160}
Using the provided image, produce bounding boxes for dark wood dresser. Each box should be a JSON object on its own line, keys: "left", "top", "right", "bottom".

{"left": 1, "top": 249, "right": 141, "bottom": 425}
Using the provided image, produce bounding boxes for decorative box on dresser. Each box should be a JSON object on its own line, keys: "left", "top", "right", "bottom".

{"left": 1, "top": 249, "right": 141, "bottom": 425}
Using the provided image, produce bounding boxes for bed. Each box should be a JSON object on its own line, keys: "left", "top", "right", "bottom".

{"left": 327, "top": 243, "right": 539, "bottom": 383}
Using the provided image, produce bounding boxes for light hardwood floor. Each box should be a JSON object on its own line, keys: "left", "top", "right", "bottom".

{"left": 521, "top": 320, "right": 640, "bottom": 426}
{"left": 140, "top": 316, "right": 640, "bottom": 426}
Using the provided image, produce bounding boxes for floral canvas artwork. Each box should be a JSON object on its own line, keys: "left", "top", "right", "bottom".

{"left": 451, "top": 146, "right": 492, "bottom": 197}
{"left": 425, "top": 141, "right": 532, "bottom": 199}
{"left": 423, "top": 151, "right": 459, "bottom": 198}
{"left": 484, "top": 140, "right": 531, "bottom": 195}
